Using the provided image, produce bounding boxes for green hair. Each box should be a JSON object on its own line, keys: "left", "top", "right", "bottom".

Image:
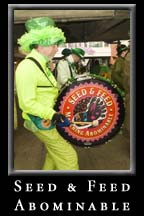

{"left": 18, "top": 26, "right": 66, "bottom": 52}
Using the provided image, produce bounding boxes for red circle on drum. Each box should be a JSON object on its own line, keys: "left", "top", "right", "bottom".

{"left": 55, "top": 76, "right": 125, "bottom": 147}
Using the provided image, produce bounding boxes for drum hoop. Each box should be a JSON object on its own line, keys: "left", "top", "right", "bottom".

{"left": 56, "top": 76, "right": 125, "bottom": 147}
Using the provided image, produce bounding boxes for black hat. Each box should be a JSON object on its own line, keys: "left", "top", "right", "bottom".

{"left": 61, "top": 48, "right": 72, "bottom": 57}
{"left": 117, "top": 44, "right": 128, "bottom": 55}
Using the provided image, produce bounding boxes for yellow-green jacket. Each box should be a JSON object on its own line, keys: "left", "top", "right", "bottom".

{"left": 15, "top": 49, "right": 58, "bottom": 121}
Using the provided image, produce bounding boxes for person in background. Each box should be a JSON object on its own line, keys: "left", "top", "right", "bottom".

{"left": 90, "top": 59, "right": 101, "bottom": 75}
{"left": 76, "top": 60, "right": 87, "bottom": 75}
{"left": 111, "top": 44, "right": 128, "bottom": 90}
{"left": 99, "top": 62, "right": 111, "bottom": 79}
{"left": 15, "top": 17, "right": 79, "bottom": 170}
{"left": 123, "top": 42, "right": 130, "bottom": 140}
{"left": 61, "top": 48, "right": 72, "bottom": 59}
{"left": 53, "top": 48, "right": 72, "bottom": 79}
{"left": 56, "top": 47, "right": 85, "bottom": 89}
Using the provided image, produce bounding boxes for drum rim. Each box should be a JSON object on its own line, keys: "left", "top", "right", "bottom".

{"left": 55, "top": 77, "right": 125, "bottom": 147}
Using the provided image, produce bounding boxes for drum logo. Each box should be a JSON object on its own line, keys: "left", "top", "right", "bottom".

{"left": 56, "top": 81, "right": 124, "bottom": 147}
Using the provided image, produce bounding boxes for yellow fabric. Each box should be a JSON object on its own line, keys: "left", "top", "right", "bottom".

{"left": 15, "top": 49, "right": 58, "bottom": 121}
{"left": 34, "top": 128, "right": 79, "bottom": 170}
{"left": 16, "top": 48, "right": 79, "bottom": 170}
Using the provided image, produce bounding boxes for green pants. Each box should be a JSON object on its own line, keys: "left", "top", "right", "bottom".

{"left": 34, "top": 128, "right": 79, "bottom": 170}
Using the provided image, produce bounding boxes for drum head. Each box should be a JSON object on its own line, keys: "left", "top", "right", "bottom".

{"left": 55, "top": 76, "right": 125, "bottom": 147}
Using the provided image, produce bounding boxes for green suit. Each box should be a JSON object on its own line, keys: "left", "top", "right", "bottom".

{"left": 123, "top": 52, "right": 130, "bottom": 138}
{"left": 16, "top": 49, "right": 79, "bottom": 170}
{"left": 111, "top": 56, "right": 125, "bottom": 90}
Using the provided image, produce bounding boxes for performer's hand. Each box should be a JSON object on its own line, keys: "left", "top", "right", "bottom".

{"left": 52, "top": 113, "right": 70, "bottom": 127}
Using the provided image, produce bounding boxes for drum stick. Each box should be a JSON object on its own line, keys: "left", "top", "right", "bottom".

{"left": 72, "top": 121, "right": 92, "bottom": 125}
{"left": 72, "top": 120, "right": 99, "bottom": 126}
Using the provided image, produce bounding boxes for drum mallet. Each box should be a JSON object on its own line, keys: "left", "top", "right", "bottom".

{"left": 72, "top": 120, "right": 99, "bottom": 126}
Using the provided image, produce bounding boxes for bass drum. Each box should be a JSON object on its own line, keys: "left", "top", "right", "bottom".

{"left": 55, "top": 75, "right": 125, "bottom": 147}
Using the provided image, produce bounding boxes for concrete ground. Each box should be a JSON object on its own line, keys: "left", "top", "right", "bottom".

{"left": 13, "top": 104, "right": 130, "bottom": 171}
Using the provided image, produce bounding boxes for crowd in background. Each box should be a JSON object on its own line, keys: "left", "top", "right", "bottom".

{"left": 14, "top": 42, "right": 130, "bottom": 117}
{"left": 14, "top": 41, "right": 130, "bottom": 131}
{"left": 50, "top": 42, "right": 130, "bottom": 86}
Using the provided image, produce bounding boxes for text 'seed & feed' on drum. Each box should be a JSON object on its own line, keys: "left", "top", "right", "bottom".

{"left": 55, "top": 75, "right": 125, "bottom": 147}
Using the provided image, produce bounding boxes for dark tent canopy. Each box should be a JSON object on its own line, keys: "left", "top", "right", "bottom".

{"left": 13, "top": 9, "right": 130, "bottom": 45}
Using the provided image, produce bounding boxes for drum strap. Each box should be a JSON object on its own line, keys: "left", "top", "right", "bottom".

{"left": 27, "top": 57, "right": 55, "bottom": 87}
{"left": 53, "top": 61, "right": 59, "bottom": 79}
{"left": 68, "top": 63, "right": 73, "bottom": 78}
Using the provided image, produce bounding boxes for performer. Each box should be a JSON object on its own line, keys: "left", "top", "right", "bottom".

{"left": 15, "top": 17, "right": 79, "bottom": 170}
{"left": 111, "top": 44, "right": 128, "bottom": 90}
{"left": 123, "top": 44, "right": 130, "bottom": 139}
{"left": 56, "top": 47, "right": 85, "bottom": 89}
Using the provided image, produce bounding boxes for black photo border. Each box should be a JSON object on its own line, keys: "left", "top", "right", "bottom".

{"left": 8, "top": 4, "right": 136, "bottom": 176}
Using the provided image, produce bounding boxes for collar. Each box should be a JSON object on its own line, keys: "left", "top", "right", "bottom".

{"left": 26, "top": 49, "right": 50, "bottom": 67}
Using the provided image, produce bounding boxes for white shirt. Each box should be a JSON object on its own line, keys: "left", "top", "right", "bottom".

{"left": 56, "top": 55, "right": 77, "bottom": 89}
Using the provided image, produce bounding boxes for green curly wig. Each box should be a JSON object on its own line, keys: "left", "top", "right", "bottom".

{"left": 18, "top": 25, "right": 66, "bottom": 52}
